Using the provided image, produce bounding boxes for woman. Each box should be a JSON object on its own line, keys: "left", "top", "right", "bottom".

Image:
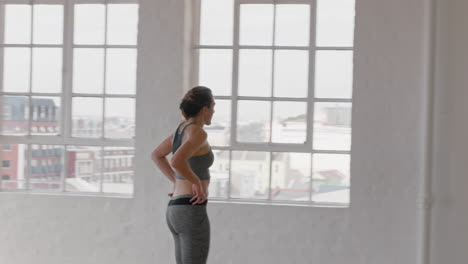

{"left": 151, "top": 86, "right": 215, "bottom": 264}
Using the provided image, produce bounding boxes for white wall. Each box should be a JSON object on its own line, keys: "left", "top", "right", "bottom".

{"left": 431, "top": 0, "right": 468, "bottom": 263}
{"left": 0, "top": 0, "right": 434, "bottom": 263}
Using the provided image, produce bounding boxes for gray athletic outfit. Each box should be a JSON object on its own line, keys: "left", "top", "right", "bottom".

{"left": 166, "top": 122, "right": 214, "bottom": 264}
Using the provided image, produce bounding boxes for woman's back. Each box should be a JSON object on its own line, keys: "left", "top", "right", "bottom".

{"left": 171, "top": 121, "right": 213, "bottom": 196}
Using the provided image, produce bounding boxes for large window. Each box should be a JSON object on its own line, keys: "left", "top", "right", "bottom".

{"left": 193, "top": 0, "right": 354, "bottom": 205}
{"left": 0, "top": 0, "right": 139, "bottom": 195}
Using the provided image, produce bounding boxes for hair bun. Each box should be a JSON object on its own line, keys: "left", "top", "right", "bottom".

{"left": 179, "top": 86, "right": 213, "bottom": 119}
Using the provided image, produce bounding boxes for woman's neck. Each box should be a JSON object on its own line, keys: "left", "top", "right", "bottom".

{"left": 186, "top": 117, "right": 204, "bottom": 127}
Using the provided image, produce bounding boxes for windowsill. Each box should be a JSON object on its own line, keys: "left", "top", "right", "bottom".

{"left": 0, "top": 189, "right": 134, "bottom": 199}
{"left": 0, "top": 191, "right": 348, "bottom": 208}
{"left": 207, "top": 197, "right": 349, "bottom": 208}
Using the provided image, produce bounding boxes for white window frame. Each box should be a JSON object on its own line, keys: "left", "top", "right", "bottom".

{"left": 191, "top": 0, "right": 353, "bottom": 206}
{"left": 0, "top": 0, "right": 138, "bottom": 196}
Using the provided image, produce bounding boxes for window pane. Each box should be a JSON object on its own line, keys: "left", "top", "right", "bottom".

{"left": 66, "top": 146, "right": 101, "bottom": 193}
{"left": 73, "top": 48, "right": 104, "bottom": 94}
{"left": 104, "top": 98, "right": 135, "bottom": 139}
{"left": 3, "top": 48, "right": 31, "bottom": 93}
{"left": 33, "top": 5, "right": 64, "bottom": 44}
{"left": 273, "top": 50, "right": 309, "bottom": 98}
{"left": 230, "top": 151, "right": 270, "bottom": 199}
{"left": 238, "top": 49, "right": 272, "bottom": 97}
{"left": 105, "top": 48, "right": 137, "bottom": 95}
{"left": 237, "top": 100, "right": 270, "bottom": 143}
{"left": 271, "top": 152, "right": 311, "bottom": 201}
{"left": 0, "top": 144, "right": 28, "bottom": 190}
{"left": 316, "top": 0, "right": 355, "bottom": 47}
{"left": 0, "top": 96, "right": 29, "bottom": 136}
{"left": 32, "top": 48, "right": 63, "bottom": 93}
{"left": 315, "top": 50, "right": 353, "bottom": 99}
{"left": 272, "top": 102, "right": 307, "bottom": 144}
{"left": 72, "top": 97, "right": 103, "bottom": 138}
{"left": 274, "top": 5, "right": 310, "bottom": 46}
{"left": 102, "top": 147, "right": 134, "bottom": 194}
{"left": 199, "top": 0, "right": 234, "bottom": 45}
{"left": 74, "top": 4, "right": 105, "bottom": 45}
{"left": 31, "top": 97, "right": 60, "bottom": 136}
{"left": 4, "top": 5, "right": 31, "bottom": 44}
{"left": 106, "top": 4, "right": 139, "bottom": 45}
{"left": 206, "top": 99, "right": 231, "bottom": 146}
{"left": 208, "top": 150, "right": 230, "bottom": 198}
{"left": 198, "top": 49, "right": 232, "bottom": 96}
{"left": 239, "top": 4, "right": 274, "bottom": 46}
{"left": 313, "top": 102, "right": 351, "bottom": 150}
{"left": 29, "top": 144, "right": 64, "bottom": 191}
{"left": 312, "top": 154, "right": 350, "bottom": 204}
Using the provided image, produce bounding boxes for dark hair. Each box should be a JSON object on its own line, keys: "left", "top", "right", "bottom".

{"left": 179, "top": 86, "right": 213, "bottom": 119}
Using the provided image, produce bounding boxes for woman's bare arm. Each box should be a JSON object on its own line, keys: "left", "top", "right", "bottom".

{"left": 151, "top": 135, "right": 176, "bottom": 183}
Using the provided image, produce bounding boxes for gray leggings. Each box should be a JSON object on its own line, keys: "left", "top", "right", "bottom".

{"left": 166, "top": 194, "right": 210, "bottom": 264}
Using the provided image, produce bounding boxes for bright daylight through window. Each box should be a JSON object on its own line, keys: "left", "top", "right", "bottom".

{"left": 0, "top": 0, "right": 139, "bottom": 195}
{"left": 194, "top": 0, "right": 355, "bottom": 205}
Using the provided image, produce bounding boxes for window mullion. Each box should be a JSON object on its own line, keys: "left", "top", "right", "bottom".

{"left": 0, "top": 44, "right": 64, "bottom": 48}
{"left": 191, "top": 0, "right": 201, "bottom": 88}
{"left": 267, "top": 2, "right": 276, "bottom": 201}
{"left": 306, "top": 2, "right": 316, "bottom": 150}
{"left": 28, "top": 1, "right": 34, "bottom": 137}
{"left": 233, "top": 142, "right": 311, "bottom": 152}
{"left": 269, "top": 3, "right": 276, "bottom": 142}
{"left": 59, "top": 0, "right": 73, "bottom": 193}
{"left": 195, "top": 45, "right": 309, "bottom": 50}
{"left": 102, "top": 0, "right": 108, "bottom": 143}
{"left": 230, "top": 0, "right": 240, "bottom": 149}
{"left": 71, "top": 93, "right": 136, "bottom": 98}
{"left": 0, "top": 3, "right": 4, "bottom": 165}
{"left": 72, "top": 44, "right": 136, "bottom": 48}
{"left": 315, "top": 98, "right": 352, "bottom": 103}
{"left": 316, "top": 46, "right": 353, "bottom": 51}
{"left": 0, "top": 135, "right": 133, "bottom": 146}
{"left": 307, "top": 1, "right": 317, "bottom": 202}
{"left": 0, "top": 4, "right": 5, "bottom": 94}
{"left": 62, "top": 1, "right": 74, "bottom": 143}
{"left": 100, "top": 0, "right": 109, "bottom": 193}
{"left": 228, "top": 0, "right": 241, "bottom": 200}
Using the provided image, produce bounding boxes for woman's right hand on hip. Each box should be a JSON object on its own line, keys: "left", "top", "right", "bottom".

{"left": 190, "top": 182, "right": 206, "bottom": 205}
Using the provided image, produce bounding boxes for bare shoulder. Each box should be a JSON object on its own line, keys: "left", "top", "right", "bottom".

{"left": 185, "top": 124, "right": 207, "bottom": 141}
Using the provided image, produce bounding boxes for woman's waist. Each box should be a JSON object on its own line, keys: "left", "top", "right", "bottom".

{"left": 173, "top": 180, "right": 209, "bottom": 195}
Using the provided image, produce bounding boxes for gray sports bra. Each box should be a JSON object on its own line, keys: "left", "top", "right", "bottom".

{"left": 172, "top": 122, "right": 214, "bottom": 181}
